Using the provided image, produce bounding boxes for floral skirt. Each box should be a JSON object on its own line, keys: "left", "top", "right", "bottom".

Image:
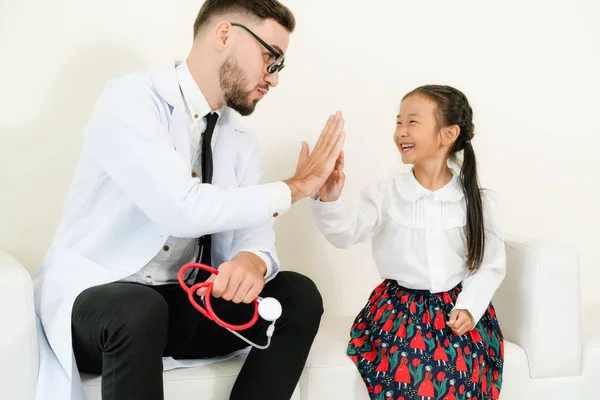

{"left": 347, "top": 280, "right": 504, "bottom": 400}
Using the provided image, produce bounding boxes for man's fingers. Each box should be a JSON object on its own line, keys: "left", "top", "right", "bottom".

{"left": 196, "top": 274, "right": 216, "bottom": 297}
{"left": 211, "top": 273, "right": 230, "bottom": 298}
{"left": 322, "top": 114, "right": 344, "bottom": 154}
{"left": 315, "top": 112, "right": 343, "bottom": 157}
{"left": 243, "top": 283, "right": 263, "bottom": 305}
{"left": 312, "top": 114, "right": 335, "bottom": 152}
{"left": 232, "top": 279, "right": 253, "bottom": 304}
{"left": 301, "top": 112, "right": 343, "bottom": 177}
{"left": 221, "top": 272, "right": 242, "bottom": 301}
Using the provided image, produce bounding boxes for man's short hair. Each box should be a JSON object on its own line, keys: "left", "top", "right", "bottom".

{"left": 193, "top": 0, "right": 296, "bottom": 39}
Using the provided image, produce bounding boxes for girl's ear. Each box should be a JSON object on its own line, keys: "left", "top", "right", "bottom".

{"left": 441, "top": 124, "right": 461, "bottom": 147}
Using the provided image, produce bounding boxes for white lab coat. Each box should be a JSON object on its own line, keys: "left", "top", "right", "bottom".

{"left": 32, "top": 60, "right": 289, "bottom": 400}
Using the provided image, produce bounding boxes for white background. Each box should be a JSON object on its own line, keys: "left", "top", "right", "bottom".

{"left": 1, "top": 0, "right": 598, "bottom": 317}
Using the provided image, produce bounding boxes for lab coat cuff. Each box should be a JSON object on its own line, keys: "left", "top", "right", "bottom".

{"left": 243, "top": 249, "right": 275, "bottom": 281}
{"left": 266, "top": 181, "right": 291, "bottom": 218}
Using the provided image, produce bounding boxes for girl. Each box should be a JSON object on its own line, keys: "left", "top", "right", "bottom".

{"left": 311, "top": 85, "right": 506, "bottom": 399}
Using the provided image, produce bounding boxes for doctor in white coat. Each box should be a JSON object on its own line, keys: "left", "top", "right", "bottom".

{"left": 33, "top": 1, "right": 346, "bottom": 399}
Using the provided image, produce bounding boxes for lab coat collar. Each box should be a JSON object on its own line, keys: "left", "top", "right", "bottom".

{"left": 150, "top": 60, "right": 233, "bottom": 163}
{"left": 150, "top": 60, "right": 194, "bottom": 162}
{"left": 176, "top": 60, "right": 225, "bottom": 121}
{"left": 396, "top": 167, "right": 464, "bottom": 202}
{"left": 151, "top": 60, "right": 184, "bottom": 109}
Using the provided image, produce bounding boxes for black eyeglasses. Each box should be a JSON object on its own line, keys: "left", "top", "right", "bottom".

{"left": 231, "top": 23, "right": 285, "bottom": 74}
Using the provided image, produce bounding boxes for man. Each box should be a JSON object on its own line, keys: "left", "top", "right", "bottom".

{"left": 32, "top": 1, "right": 345, "bottom": 399}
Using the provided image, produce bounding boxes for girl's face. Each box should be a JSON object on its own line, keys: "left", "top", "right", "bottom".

{"left": 394, "top": 94, "right": 445, "bottom": 166}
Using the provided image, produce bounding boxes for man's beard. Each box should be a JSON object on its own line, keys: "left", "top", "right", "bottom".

{"left": 219, "top": 56, "right": 259, "bottom": 116}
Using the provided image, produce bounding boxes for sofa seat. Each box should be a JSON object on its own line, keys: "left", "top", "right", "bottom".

{"left": 80, "top": 314, "right": 533, "bottom": 400}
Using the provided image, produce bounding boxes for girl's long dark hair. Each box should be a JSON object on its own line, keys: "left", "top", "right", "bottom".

{"left": 403, "top": 85, "right": 484, "bottom": 272}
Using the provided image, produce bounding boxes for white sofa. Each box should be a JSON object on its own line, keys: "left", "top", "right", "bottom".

{"left": 1, "top": 235, "right": 598, "bottom": 400}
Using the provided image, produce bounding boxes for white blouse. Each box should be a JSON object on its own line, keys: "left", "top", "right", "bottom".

{"left": 310, "top": 169, "right": 506, "bottom": 326}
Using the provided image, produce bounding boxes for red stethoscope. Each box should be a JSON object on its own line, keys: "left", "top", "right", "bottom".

{"left": 178, "top": 263, "right": 282, "bottom": 350}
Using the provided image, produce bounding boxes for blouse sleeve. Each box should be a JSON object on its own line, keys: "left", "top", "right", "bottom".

{"left": 310, "top": 179, "right": 388, "bottom": 249}
{"left": 452, "top": 191, "right": 507, "bottom": 327}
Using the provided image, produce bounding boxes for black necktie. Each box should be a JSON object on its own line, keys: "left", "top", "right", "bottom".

{"left": 197, "top": 112, "right": 219, "bottom": 270}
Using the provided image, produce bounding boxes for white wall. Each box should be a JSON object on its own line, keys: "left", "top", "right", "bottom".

{"left": 1, "top": 0, "right": 599, "bottom": 317}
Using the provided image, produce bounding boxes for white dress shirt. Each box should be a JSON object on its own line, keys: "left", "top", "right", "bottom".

{"left": 310, "top": 168, "right": 506, "bottom": 326}
{"left": 122, "top": 61, "right": 280, "bottom": 285}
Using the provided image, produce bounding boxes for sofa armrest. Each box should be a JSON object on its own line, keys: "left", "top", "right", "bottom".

{"left": 492, "top": 235, "right": 581, "bottom": 378}
{"left": 0, "top": 251, "right": 38, "bottom": 400}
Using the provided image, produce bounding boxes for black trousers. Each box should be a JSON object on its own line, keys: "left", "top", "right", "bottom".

{"left": 71, "top": 271, "right": 324, "bottom": 400}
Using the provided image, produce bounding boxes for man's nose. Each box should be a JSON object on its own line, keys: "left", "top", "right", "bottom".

{"left": 264, "top": 71, "right": 279, "bottom": 88}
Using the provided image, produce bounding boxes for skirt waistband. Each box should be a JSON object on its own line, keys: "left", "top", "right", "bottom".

{"left": 389, "top": 279, "right": 462, "bottom": 295}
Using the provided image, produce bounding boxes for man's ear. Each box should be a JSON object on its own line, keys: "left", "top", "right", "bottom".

{"left": 441, "top": 124, "right": 460, "bottom": 147}
{"left": 213, "top": 20, "right": 233, "bottom": 51}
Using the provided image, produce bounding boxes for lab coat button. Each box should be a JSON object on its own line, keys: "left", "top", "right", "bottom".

{"left": 193, "top": 113, "right": 199, "bottom": 119}
{"left": 273, "top": 212, "right": 279, "bottom": 217}
{"left": 163, "top": 245, "right": 170, "bottom": 251}
{"left": 191, "top": 171, "right": 198, "bottom": 178}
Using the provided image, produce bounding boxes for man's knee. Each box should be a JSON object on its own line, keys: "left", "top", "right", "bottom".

{"left": 75, "top": 283, "right": 168, "bottom": 347}
{"left": 275, "top": 272, "right": 324, "bottom": 324}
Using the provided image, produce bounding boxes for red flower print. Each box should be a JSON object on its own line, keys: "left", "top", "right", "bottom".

{"left": 412, "top": 358, "right": 421, "bottom": 367}
{"left": 494, "top": 370, "right": 499, "bottom": 381}
{"left": 437, "top": 371, "right": 445, "bottom": 382}
{"left": 426, "top": 332, "right": 433, "bottom": 339}
{"left": 444, "top": 338, "right": 450, "bottom": 347}
{"left": 390, "top": 345, "right": 399, "bottom": 354}
{"left": 375, "top": 384, "right": 383, "bottom": 394}
{"left": 459, "top": 384, "right": 465, "bottom": 394}
{"left": 490, "top": 348, "right": 495, "bottom": 357}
